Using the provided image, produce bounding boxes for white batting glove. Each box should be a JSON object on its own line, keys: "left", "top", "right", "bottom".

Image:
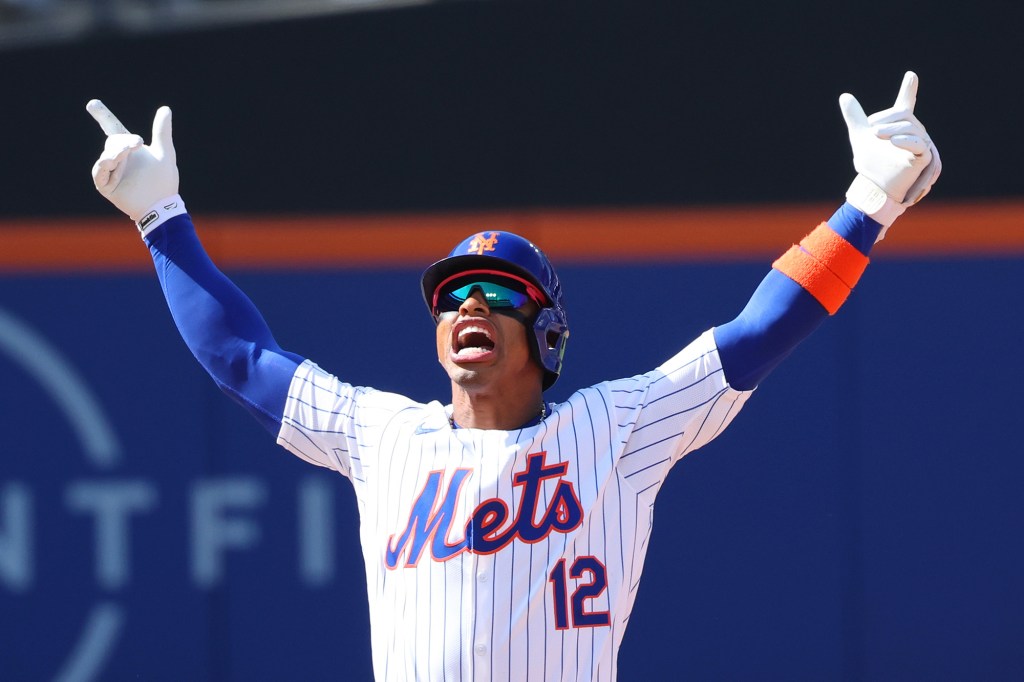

{"left": 840, "top": 71, "right": 942, "bottom": 239}
{"left": 87, "top": 99, "right": 186, "bottom": 237}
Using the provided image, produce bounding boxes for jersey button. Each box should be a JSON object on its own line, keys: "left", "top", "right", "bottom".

{"left": 475, "top": 644, "right": 487, "bottom": 656}
{"left": 477, "top": 571, "right": 488, "bottom": 583}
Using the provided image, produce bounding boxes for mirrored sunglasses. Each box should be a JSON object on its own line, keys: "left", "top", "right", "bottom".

{"left": 432, "top": 270, "right": 545, "bottom": 316}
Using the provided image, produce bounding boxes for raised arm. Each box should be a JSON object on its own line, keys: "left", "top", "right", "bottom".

{"left": 87, "top": 100, "right": 303, "bottom": 434}
{"left": 714, "top": 71, "right": 942, "bottom": 390}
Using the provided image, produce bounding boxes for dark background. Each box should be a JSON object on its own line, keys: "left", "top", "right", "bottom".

{"left": 2, "top": 1, "right": 1023, "bottom": 680}
{"left": 1, "top": 0, "right": 1021, "bottom": 218}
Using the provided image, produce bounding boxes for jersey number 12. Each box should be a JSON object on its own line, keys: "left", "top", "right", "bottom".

{"left": 549, "top": 556, "right": 611, "bottom": 629}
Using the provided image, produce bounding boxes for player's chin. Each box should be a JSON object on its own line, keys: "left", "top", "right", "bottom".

{"left": 443, "top": 352, "right": 499, "bottom": 386}
{"left": 444, "top": 363, "right": 489, "bottom": 390}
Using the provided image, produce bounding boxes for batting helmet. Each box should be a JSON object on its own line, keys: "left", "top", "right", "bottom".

{"left": 421, "top": 231, "right": 569, "bottom": 390}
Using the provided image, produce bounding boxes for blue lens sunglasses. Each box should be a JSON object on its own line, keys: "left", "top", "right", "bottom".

{"left": 432, "top": 269, "right": 547, "bottom": 317}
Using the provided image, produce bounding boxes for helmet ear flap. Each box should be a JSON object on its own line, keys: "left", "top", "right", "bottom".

{"left": 532, "top": 308, "right": 569, "bottom": 390}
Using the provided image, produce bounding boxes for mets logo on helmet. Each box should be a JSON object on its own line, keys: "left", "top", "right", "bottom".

{"left": 467, "top": 232, "right": 499, "bottom": 255}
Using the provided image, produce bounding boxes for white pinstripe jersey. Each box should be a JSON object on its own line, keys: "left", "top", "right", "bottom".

{"left": 277, "top": 329, "right": 752, "bottom": 681}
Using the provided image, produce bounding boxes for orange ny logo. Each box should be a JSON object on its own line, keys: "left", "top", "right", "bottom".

{"left": 467, "top": 232, "right": 500, "bottom": 255}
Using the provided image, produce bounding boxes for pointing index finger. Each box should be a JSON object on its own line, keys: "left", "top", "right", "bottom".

{"left": 87, "top": 99, "right": 131, "bottom": 136}
{"left": 893, "top": 71, "right": 919, "bottom": 112}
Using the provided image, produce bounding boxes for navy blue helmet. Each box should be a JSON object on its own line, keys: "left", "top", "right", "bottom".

{"left": 421, "top": 231, "right": 569, "bottom": 390}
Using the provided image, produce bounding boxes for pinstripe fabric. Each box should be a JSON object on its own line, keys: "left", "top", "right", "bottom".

{"left": 277, "top": 329, "right": 752, "bottom": 681}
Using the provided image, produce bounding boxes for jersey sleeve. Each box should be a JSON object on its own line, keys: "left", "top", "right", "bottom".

{"left": 276, "top": 359, "right": 424, "bottom": 478}
{"left": 573, "top": 329, "right": 750, "bottom": 496}
{"left": 631, "top": 329, "right": 752, "bottom": 462}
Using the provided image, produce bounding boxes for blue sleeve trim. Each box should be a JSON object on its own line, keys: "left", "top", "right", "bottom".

{"left": 713, "top": 203, "right": 879, "bottom": 390}
{"left": 145, "top": 215, "right": 303, "bottom": 435}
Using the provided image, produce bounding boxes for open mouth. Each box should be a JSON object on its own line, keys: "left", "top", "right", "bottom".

{"left": 454, "top": 324, "right": 495, "bottom": 357}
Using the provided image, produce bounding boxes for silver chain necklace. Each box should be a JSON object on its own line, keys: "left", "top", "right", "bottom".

{"left": 449, "top": 402, "right": 547, "bottom": 429}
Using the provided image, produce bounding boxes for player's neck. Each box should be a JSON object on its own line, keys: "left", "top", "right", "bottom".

{"left": 450, "top": 385, "right": 545, "bottom": 430}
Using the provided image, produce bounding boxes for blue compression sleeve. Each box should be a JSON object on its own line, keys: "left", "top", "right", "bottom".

{"left": 146, "top": 214, "right": 304, "bottom": 435}
{"left": 713, "top": 203, "right": 882, "bottom": 391}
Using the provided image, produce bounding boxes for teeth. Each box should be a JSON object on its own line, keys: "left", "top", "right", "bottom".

{"left": 458, "top": 326, "right": 492, "bottom": 342}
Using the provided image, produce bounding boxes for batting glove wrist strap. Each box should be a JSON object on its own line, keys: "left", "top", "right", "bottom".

{"left": 136, "top": 195, "right": 187, "bottom": 239}
{"left": 845, "top": 175, "right": 905, "bottom": 237}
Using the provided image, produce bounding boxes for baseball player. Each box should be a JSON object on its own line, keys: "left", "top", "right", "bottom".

{"left": 86, "top": 71, "right": 940, "bottom": 681}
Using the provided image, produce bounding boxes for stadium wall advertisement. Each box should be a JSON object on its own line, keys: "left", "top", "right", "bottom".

{"left": 2, "top": 205, "right": 1022, "bottom": 680}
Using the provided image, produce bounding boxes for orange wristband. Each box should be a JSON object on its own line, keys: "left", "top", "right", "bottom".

{"left": 772, "top": 223, "right": 869, "bottom": 315}
{"left": 798, "top": 223, "right": 869, "bottom": 288}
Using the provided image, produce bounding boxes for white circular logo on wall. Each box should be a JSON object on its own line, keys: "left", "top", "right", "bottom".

{"left": 0, "top": 307, "right": 123, "bottom": 682}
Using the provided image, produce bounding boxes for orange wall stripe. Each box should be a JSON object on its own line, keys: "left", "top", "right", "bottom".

{"left": 1, "top": 200, "right": 1021, "bottom": 274}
